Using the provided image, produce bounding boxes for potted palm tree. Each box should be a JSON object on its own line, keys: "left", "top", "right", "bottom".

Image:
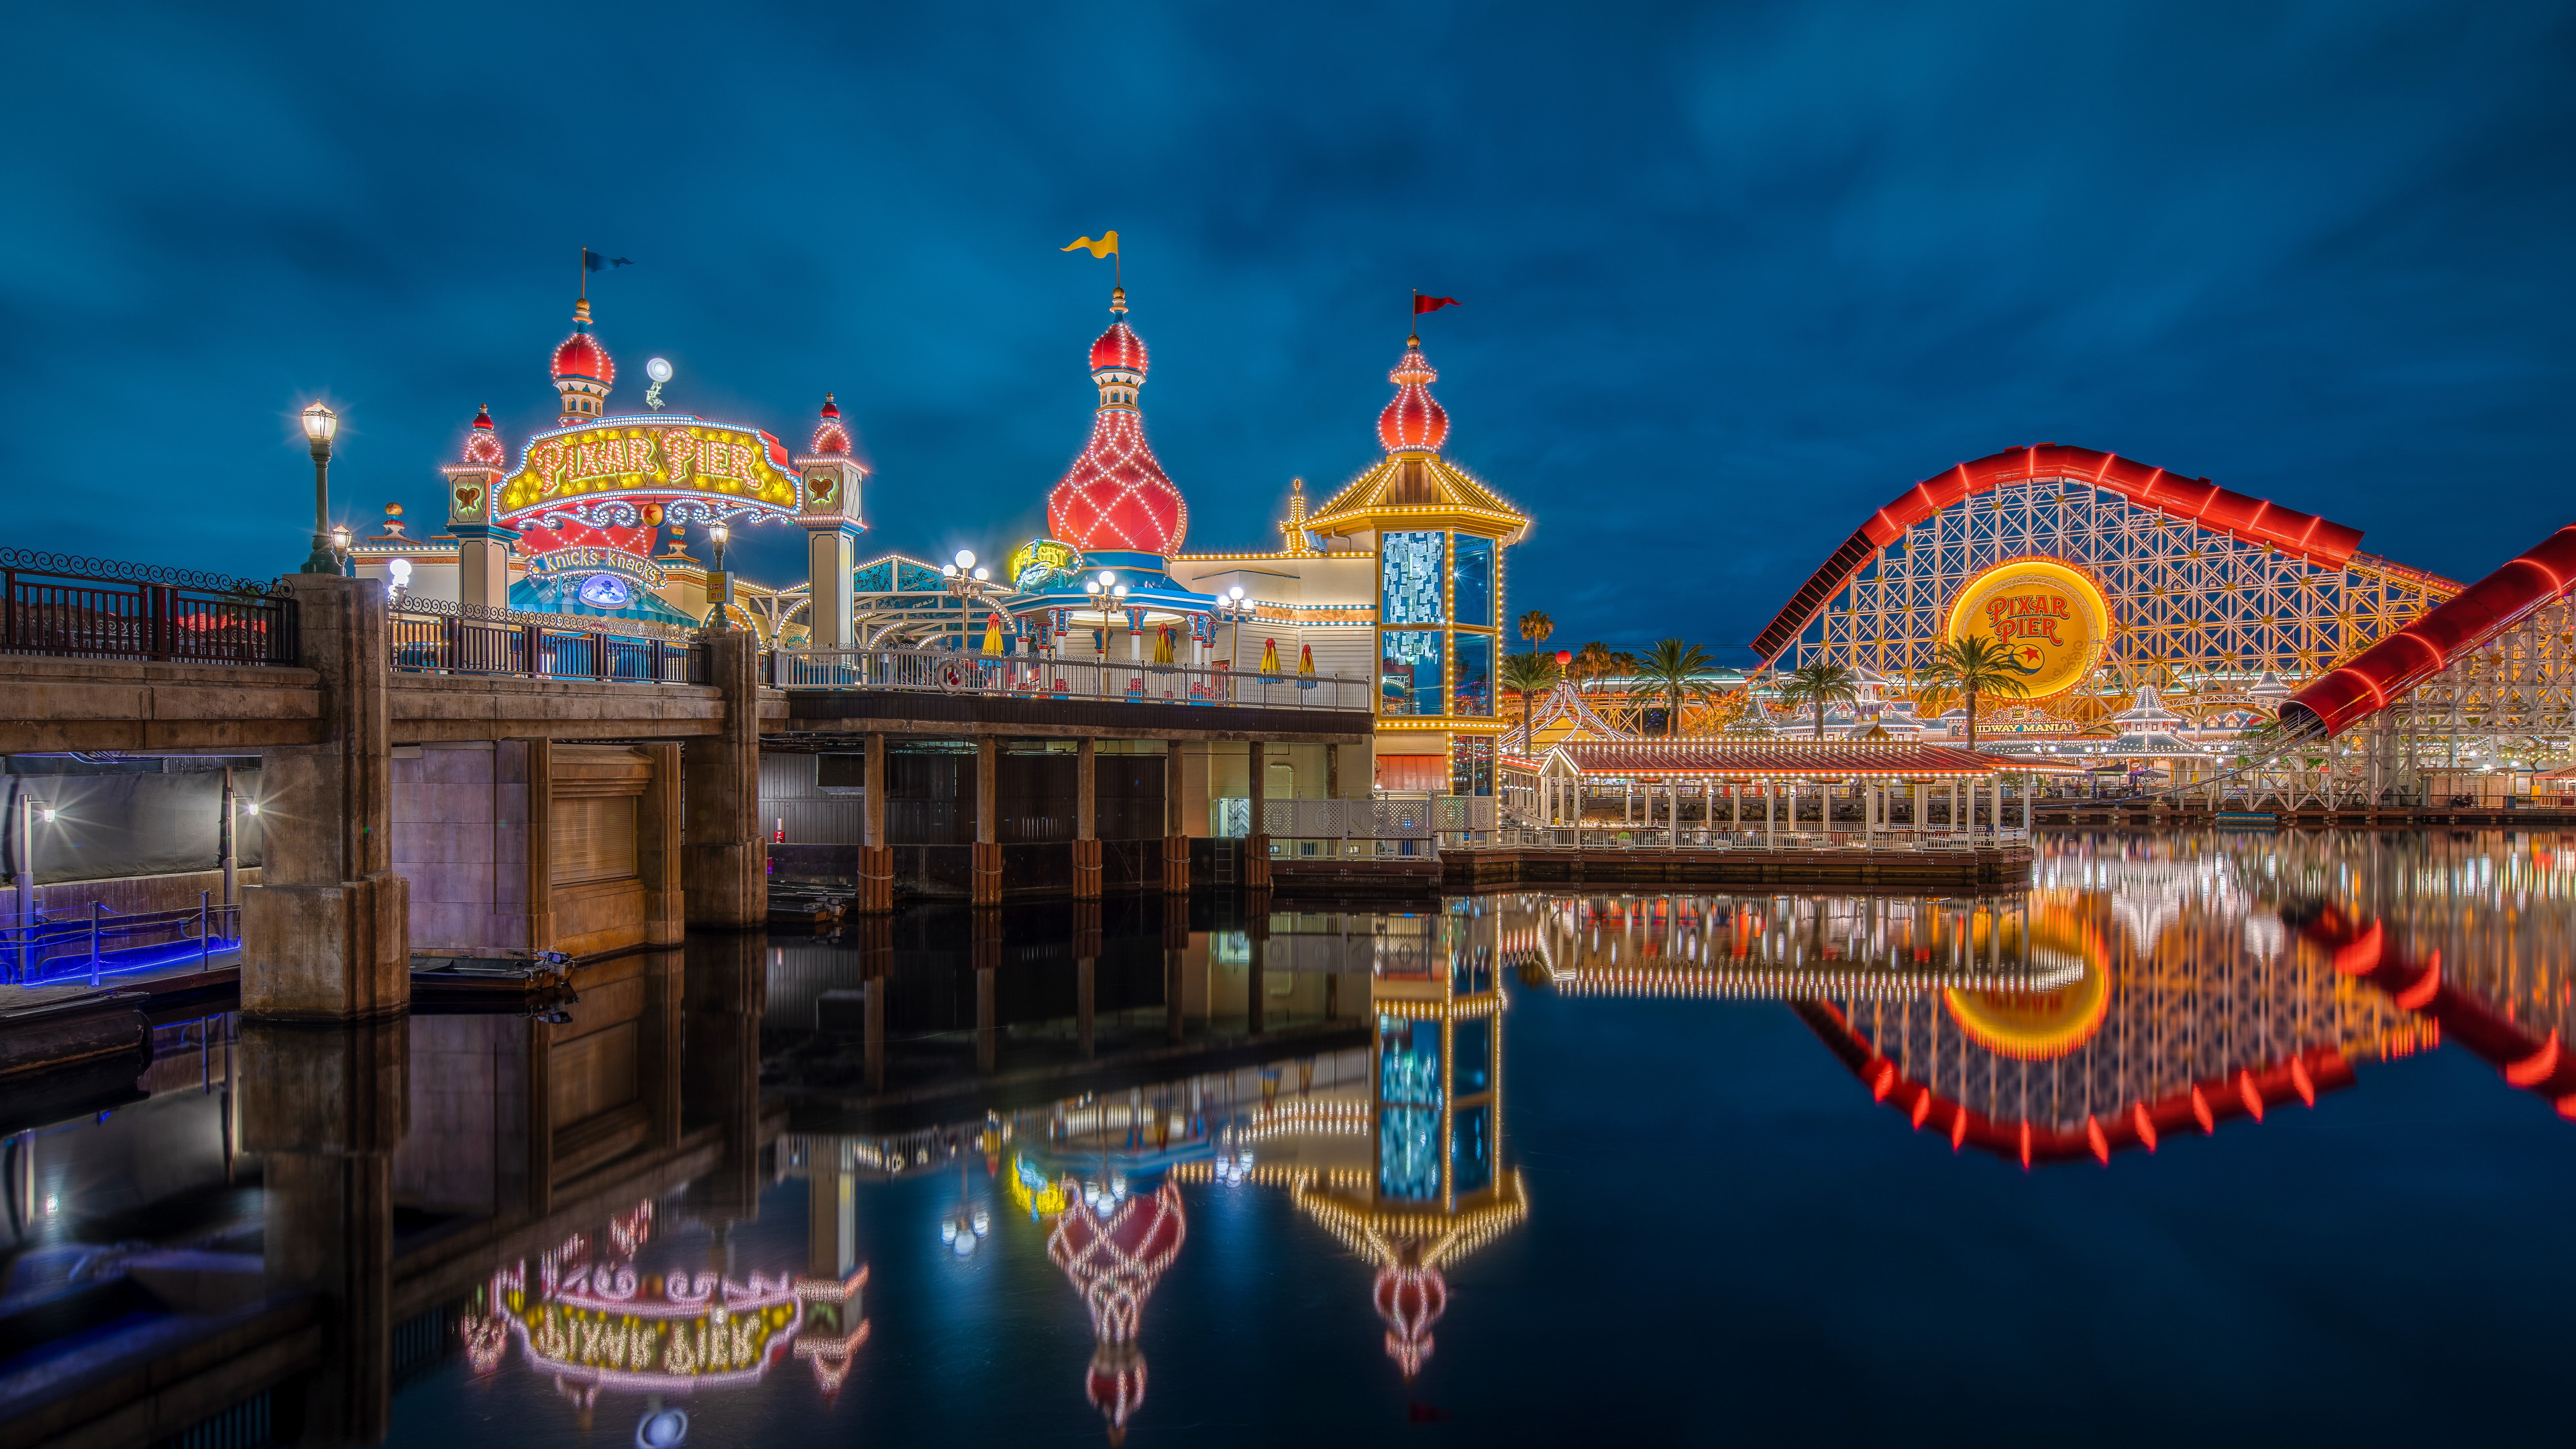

{"left": 1776, "top": 661, "right": 1861, "bottom": 739}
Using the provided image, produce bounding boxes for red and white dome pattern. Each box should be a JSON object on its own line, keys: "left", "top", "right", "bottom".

{"left": 1089, "top": 319, "right": 1148, "bottom": 376}
{"left": 1377, "top": 335, "right": 1448, "bottom": 453}
{"left": 1049, "top": 411, "right": 1188, "bottom": 555}
{"left": 462, "top": 405, "right": 505, "bottom": 466}
{"left": 811, "top": 392, "right": 851, "bottom": 455}
{"left": 551, "top": 331, "right": 613, "bottom": 386}
{"left": 1374, "top": 1260, "right": 1448, "bottom": 1378}
{"left": 1049, "top": 319, "right": 1185, "bottom": 555}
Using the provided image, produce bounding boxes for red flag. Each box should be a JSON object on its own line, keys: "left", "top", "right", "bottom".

{"left": 1413, "top": 294, "right": 1461, "bottom": 315}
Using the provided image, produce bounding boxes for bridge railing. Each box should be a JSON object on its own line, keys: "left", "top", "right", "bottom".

{"left": 387, "top": 596, "right": 706, "bottom": 684}
{"left": 771, "top": 647, "right": 1373, "bottom": 711}
{"left": 1, "top": 549, "right": 295, "bottom": 667}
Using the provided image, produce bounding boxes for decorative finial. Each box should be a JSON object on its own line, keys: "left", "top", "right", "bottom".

{"left": 1110, "top": 285, "right": 1127, "bottom": 315}
{"left": 573, "top": 297, "right": 593, "bottom": 327}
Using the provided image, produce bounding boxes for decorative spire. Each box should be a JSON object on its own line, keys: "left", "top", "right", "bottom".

{"left": 1279, "top": 477, "right": 1314, "bottom": 554}
{"left": 811, "top": 392, "right": 851, "bottom": 455}
{"left": 462, "top": 404, "right": 504, "bottom": 466}
{"left": 549, "top": 299, "right": 614, "bottom": 427}
{"left": 1049, "top": 294, "right": 1187, "bottom": 555}
{"left": 1378, "top": 332, "right": 1449, "bottom": 453}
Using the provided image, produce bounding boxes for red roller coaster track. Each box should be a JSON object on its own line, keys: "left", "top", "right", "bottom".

{"left": 2282, "top": 521, "right": 2576, "bottom": 738}
{"left": 1751, "top": 444, "right": 2366, "bottom": 665}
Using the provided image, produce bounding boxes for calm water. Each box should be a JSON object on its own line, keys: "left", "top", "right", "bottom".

{"left": 11, "top": 830, "right": 2576, "bottom": 1446}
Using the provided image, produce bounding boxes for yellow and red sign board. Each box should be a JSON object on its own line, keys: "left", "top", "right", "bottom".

{"left": 496, "top": 420, "right": 800, "bottom": 521}
{"left": 1943, "top": 556, "right": 2111, "bottom": 702}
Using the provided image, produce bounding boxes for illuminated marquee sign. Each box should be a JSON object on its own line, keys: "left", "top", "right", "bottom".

{"left": 1006, "top": 538, "right": 1083, "bottom": 594}
{"left": 524, "top": 547, "right": 667, "bottom": 588}
{"left": 497, "top": 420, "right": 801, "bottom": 523}
{"left": 1944, "top": 557, "right": 2112, "bottom": 702}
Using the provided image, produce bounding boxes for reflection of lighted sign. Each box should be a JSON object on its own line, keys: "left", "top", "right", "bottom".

{"left": 1008, "top": 1154, "right": 1071, "bottom": 1219}
{"left": 1944, "top": 557, "right": 2112, "bottom": 701}
{"left": 463, "top": 1200, "right": 868, "bottom": 1399}
{"left": 1943, "top": 908, "right": 2110, "bottom": 1059}
{"left": 578, "top": 574, "right": 636, "bottom": 609}
{"left": 527, "top": 547, "right": 668, "bottom": 588}
{"left": 506, "top": 1266, "right": 802, "bottom": 1389}
{"left": 498, "top": 421, "right": 800, "bottom": 521}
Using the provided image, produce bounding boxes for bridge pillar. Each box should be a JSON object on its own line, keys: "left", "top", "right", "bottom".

{"left": 855, "top": 731, "right": 893, "bottom": 913}
{"left": 1244, "top": 741, "right": 1271, "bottom": 888}
{"left": 1161, "top": 742, "right": 1191, "bottom": 893}
{"left": 239, "top": 1016, "right": 407, "bottom": 1443}
{"left": 243, "top": 576, "right": 411, "bottom": 1020}
{"left": 1073, "top": 737, "right": 1102, "bottom": 899}
{"left": 971, "top": 737, "right": 1002, "bottom": 906}
{"left": 682, "top": 631, "right": 765, "bottom": 928}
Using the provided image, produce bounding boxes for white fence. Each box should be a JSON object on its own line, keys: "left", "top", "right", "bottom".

{"left": 1260, "top": 796, "right": 1497, "bottom": 841}
{"left": 771, "top": 647, "right": 1371, "bottom": 712}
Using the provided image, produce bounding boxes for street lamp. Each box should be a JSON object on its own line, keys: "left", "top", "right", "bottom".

{"left": 330, "top": 525, "right": 353, "bottom": 576}
{"left": 300, "top": 402, "right": 339, "bottom": 574}
{"left": 706, "top": 522, "right": 731, "bottom": 632}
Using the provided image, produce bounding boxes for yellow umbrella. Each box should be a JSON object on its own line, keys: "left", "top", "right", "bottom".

{"left": 980, "top": 610, "right": 1004, "bottom": 655}
{"left": 1297, "top": 643, "right": 1318, "bottom": 689}
{"left": 1259, "top": 637, "right": 1281, "bottom": 673}
{"left": 1154, "top": 625, "right": 1175, "bottom": 664}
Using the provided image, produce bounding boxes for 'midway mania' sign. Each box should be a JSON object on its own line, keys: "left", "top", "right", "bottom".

{"left": 496, "top": 419, "right": 801, "bottom": 522}
{"left": 1944, "top": 557, "right": 2112, "bottom": 700}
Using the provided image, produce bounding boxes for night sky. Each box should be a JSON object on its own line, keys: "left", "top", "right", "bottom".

{"left": 6, "top": 3, "right": 2570, "bottom": 661}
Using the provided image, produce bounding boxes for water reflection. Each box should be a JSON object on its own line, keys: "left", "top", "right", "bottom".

{"left": 10, "top": 830, "right": 2576, "bottom": 1443}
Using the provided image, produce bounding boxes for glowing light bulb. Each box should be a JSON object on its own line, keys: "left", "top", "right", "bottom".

{"left": 955, "top": 549, "right": 976, "bottom": 570}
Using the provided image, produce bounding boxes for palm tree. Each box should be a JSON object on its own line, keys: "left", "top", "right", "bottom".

{"left": 1633, "top": 639, "right": 1717, "bottom": 737}
{"left": 1776, "top": 661, "right": 1862, "bottom": 740}
{"left": 1917, "top": 635, "right": 2034, "bottom": 751}
{"left": 1499, "top": 650, "right": 1562, "bottom": 754}
{"left": 1518, "top": 609, "right": 1554, "bottom": 649}
{"left": 1571, "top": 641, "right": 1616, "bottom": 694}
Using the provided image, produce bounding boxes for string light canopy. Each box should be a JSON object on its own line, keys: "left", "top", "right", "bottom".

{"left": 1046, "top": 288, "right": 1189, "bottom": 557}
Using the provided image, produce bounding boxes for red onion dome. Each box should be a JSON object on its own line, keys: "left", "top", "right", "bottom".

{"left": 1090, "top": 320, "right": 1148, "bottom": 376}
{"left": 811, "top": 392, "right": 851, "bottom": 455}
{"left": 551, "top": 331, "right": 613, "bottom": 386}
{"left": 1377, "top": 333, "right": 1448, "bottom": 453}
{"left": 1050, "top": 311, "right": 1185, "bottom": 555}
{"left": 1373, "top": 1260, "right": 1448, "bottom": 1379}
{"left": 551, "top": 299, "right": 614, "bottom": 386}
{"left": 462, "top": 404, "right": 505, "bottom": 466}
{"left": 1085, "top": 1343, "right": 1147, "bottom": 1443}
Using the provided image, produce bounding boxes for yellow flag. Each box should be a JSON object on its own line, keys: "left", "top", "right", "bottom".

{"left": 1061, "top": 232, "right": 1119, "bottom": 258}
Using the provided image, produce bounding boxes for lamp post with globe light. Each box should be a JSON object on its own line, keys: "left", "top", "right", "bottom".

{"left": 299, "top": 403, "right": 339, "bottom": 574}
{"left": 706, "top": 522, "right": 731, "bottom": 632}
{"left": 939, "top": 550, "right": 989, "bottom": 652}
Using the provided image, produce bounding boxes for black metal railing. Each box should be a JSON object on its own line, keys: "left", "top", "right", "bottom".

{"left": 1, "top": 549, "right": 296, "bottom": 666}
{"left": 388, "top": 596, "right": 706, "bottom": 684}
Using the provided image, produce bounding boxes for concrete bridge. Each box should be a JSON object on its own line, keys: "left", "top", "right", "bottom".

{"left": 1, "top": 566, "right": 1369, "bottom": 1021}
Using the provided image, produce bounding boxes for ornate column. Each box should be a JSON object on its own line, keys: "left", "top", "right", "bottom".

{"left": 796, "top": 397, "right": 867, "bottom": 650}
{"left": 443, "top": 406, "right": 517, "bottom": 611}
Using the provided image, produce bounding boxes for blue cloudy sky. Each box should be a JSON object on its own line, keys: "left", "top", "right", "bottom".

{"left": 4, "top": 1, "right": 2569, "bottom": 660}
